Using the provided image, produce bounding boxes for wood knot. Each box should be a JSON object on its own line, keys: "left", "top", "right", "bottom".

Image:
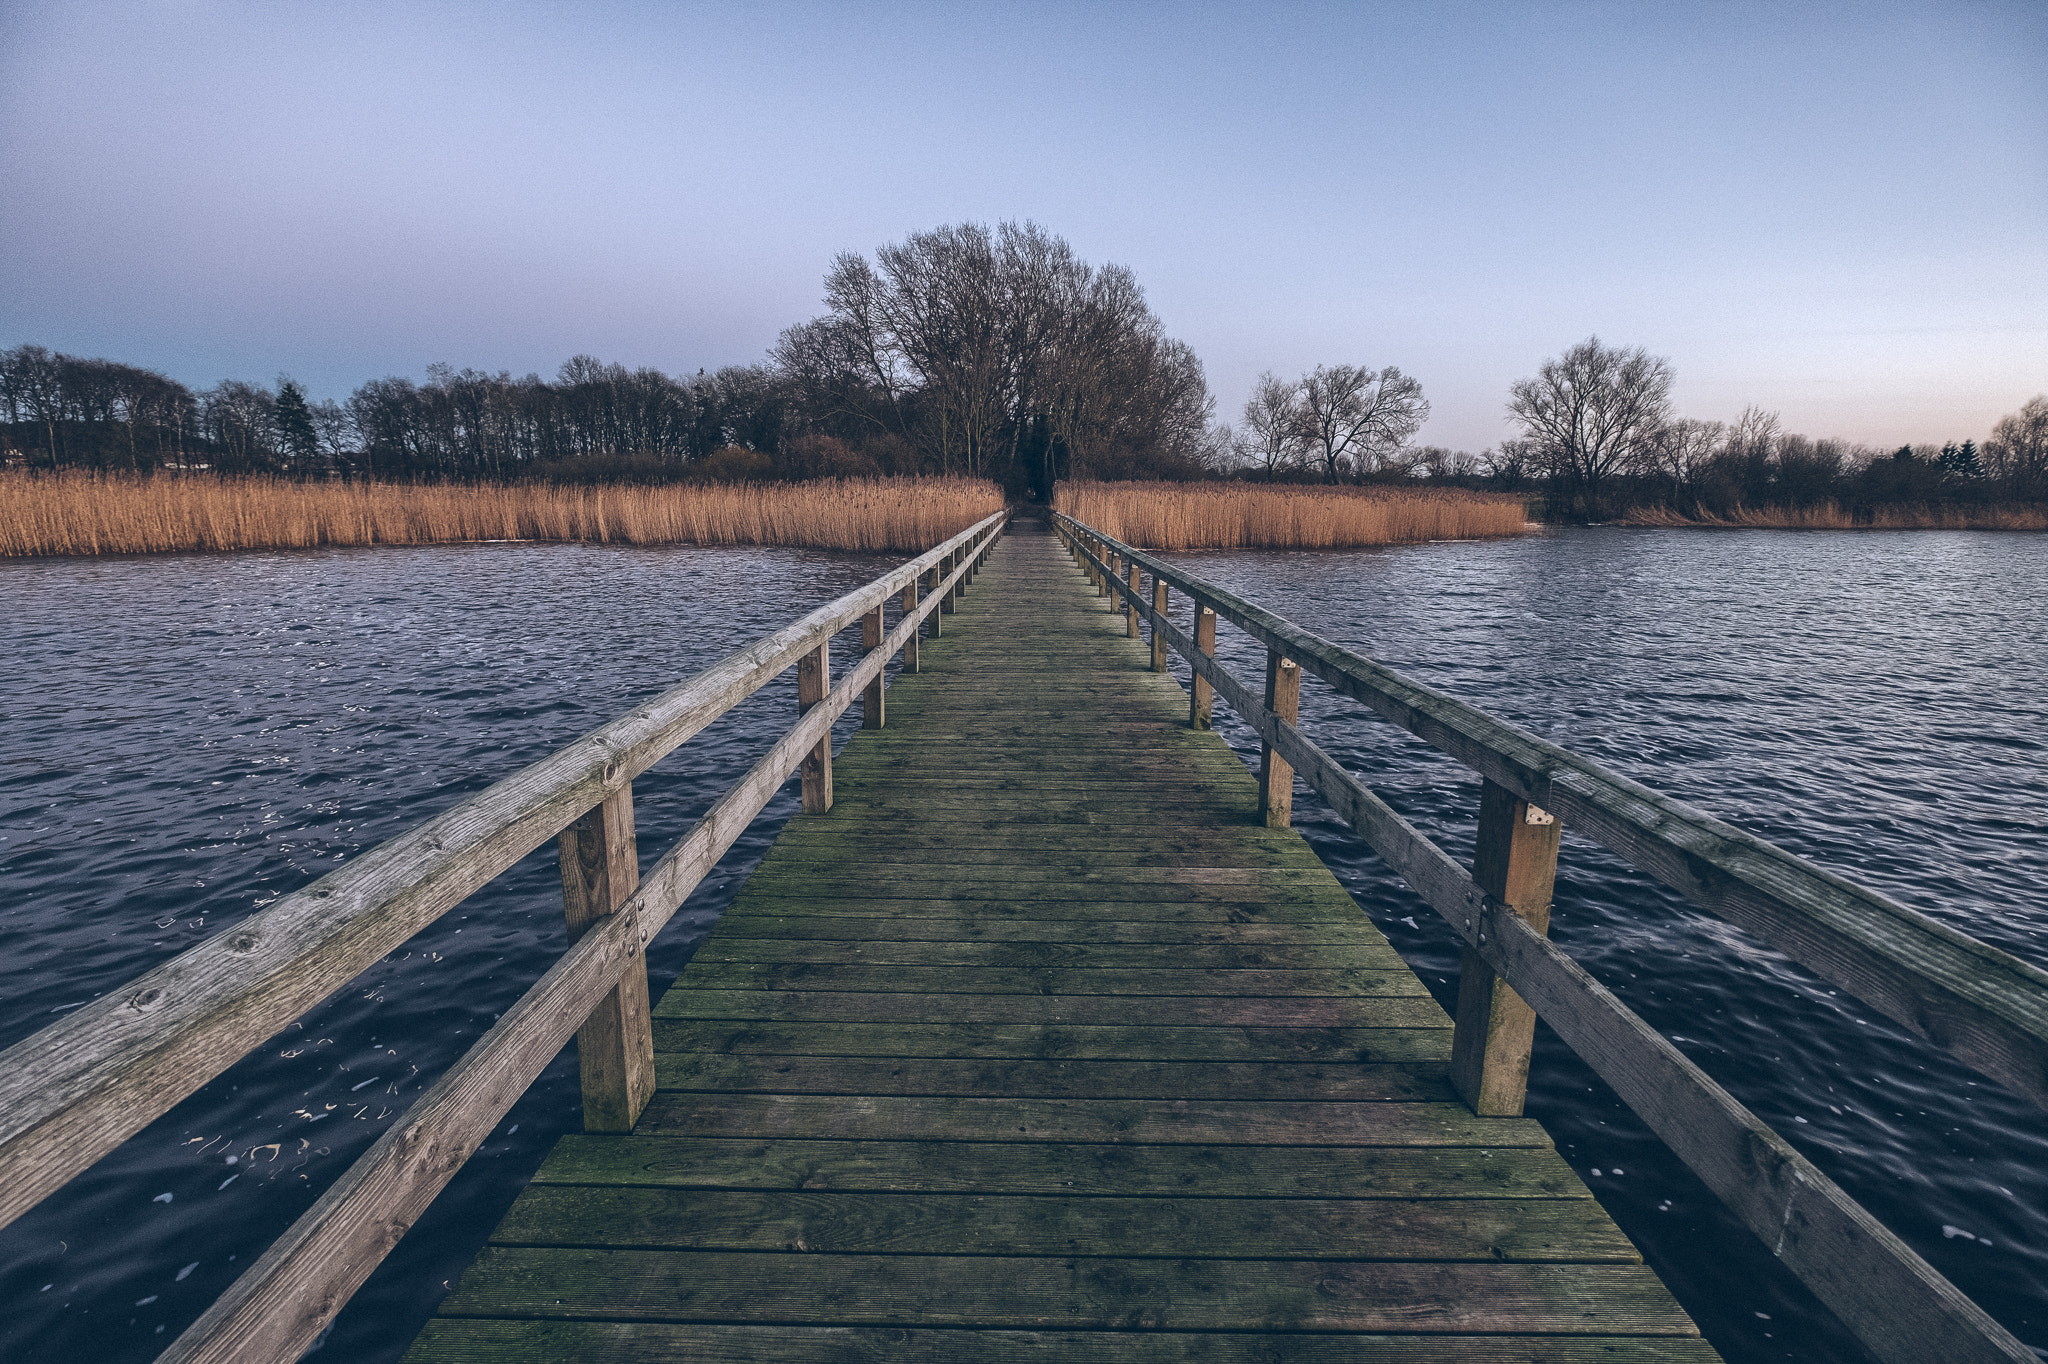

{"left": 127, "top": 987, "right": 162, "bottom": 1010}
{"left": 229, "top": 933, "right": 259, "bottom": 954}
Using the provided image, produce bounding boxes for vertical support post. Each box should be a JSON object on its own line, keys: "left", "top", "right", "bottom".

{"left": 1189, "top": 605, "right": 1216, "bottom": 729}
{"left": 925, "top": 568, "right": 943, "bottom": 634}
{"left": 1259, "top": 649, "right": 1299, "bottom": 827}
{"left": 940, "top": 553, "right": 957, "bottom": 614}
{"left": 1151, "top": 578, "right": 1169, "bottom": 672}
{"left": 798, "top": 641, "right": 833, "bottom": 812}
{"left": 1126, "top": 562, "right": 1141, "bottom": 638}
{"left": 1450, "top": 780, "right": 1564, "bottom": 1116}
{"left": 953, "top": 546, "right": 968, "bottom": 599}
{"left": 861, "top": 606, "right": 885, "bottom": 729}
{"left": 901, "top": 578, "right": 919, "bottom": 672}
{"left": 558, "top": 786, "right": 654, "bottom": 1133}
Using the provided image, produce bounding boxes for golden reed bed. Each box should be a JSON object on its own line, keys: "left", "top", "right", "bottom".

{"left": 0, "top": 471, "right": 1006, "bottom": 557}
{"left": 1621, "top": 501, "right": 2048, "bottom": 531}
{"left": 1054, "top": 481, "right": 1532, "bottom": 550}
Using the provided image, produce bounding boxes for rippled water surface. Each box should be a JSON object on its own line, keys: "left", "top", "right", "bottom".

{"left": 2, "top": 527, "right": 2044, "bottom": 1363}
{"left": 1164, "top": 527, "right": 2048, "bottom": 1363}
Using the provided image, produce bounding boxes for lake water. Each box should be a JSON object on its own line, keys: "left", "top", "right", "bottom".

{"left": 1, "top": 526, "right": 2043, "bottom": 1362}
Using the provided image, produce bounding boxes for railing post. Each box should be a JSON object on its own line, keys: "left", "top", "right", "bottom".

{"left": 1151, "top": 577, "right": 1169, "bottom": 672}
{"left": 557, "top": 786, "right": 654, "bottom": 1132}
{"left": 1101, "top": 547, "right": 1113, "bottom": 598}
{"left": 861, "top": 605, "right": 885, "bottom": 728}
{"left": 1259, "top": 650, "right": 1299, "bottom": 827}
{"left": 954, "top": 545, "right": 968, "bottom": 600}
{"left": 1450, "top": 780, "right": 1564, "bottom": 1116}
{"left": 940, "top": 554, "right": 957, "bottom": 615}
{"left": 1190, "top": 604, "right": 1216, "bottom": 729}
{"left": 901, "top": 578, "right": 920, "bottom": 672}
{"left": 1126, "top": 561, "right": 1141, "bottom": 638}
{"left": 798, "top": 641, "right": 833, "bottom": 812}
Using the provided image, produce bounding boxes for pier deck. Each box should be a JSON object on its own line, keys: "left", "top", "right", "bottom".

{"left": 404, "top": 521, "right": 1715, "bottom": 1362}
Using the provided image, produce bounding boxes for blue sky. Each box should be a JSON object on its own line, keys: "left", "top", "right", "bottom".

{"left": 2, "top": 0, "right": 2042, "bottom": 451}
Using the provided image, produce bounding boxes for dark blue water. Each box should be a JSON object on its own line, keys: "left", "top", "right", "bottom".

{"left": 0, "top": 541, "right": 904, "bottom": 1362}
{"left": 1162, "top": 527, "right": 2048, "bottom": 1363}
{"left": 2, "top": 527, "right": 2043, "bottom": 1362}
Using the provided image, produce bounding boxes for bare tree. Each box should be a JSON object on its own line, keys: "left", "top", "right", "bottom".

{"left": 1235, "top": 372, "right": 1305, "bottom": 474}
{"left": 1644, "top": 418, "right": 1725, "bottom": 510}
{"left": 1507, "top": 337, "right": 1674, "bottom": 517}
{"left": 1984, "top": 395, "right": 2048, "bottom": 496}
{"left": 1297, "top": 365, "right": 1430, "bottom": 483}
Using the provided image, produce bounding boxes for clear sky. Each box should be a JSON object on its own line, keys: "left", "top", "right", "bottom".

{"left": 2, "top": 0, "right": 2042, "bottom": 452}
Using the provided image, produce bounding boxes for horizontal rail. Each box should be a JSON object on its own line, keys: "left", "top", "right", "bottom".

{"left": 1052, "top": 510, "right": 2048, "bottom": 1114}
{"left": 0, "top": 510, "right": 1008, "bottom": 1233}
{"left": 1055, "top": 517, "right": 2035, "bottom": 1364}
{"left": 157, "top": 532, "right": 991, "bottom": 1364}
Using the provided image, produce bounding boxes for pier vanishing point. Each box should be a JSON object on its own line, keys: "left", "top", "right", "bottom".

{"left": 5, "top": 511, "right": 2044, "bottom": 1363}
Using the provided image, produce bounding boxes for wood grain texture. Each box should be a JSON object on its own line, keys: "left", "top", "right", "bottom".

{"left": 1053, "top": 510, "right": 2048, "bottom": 1116}
{"left": 1450, "top": 781, "right": 1563, "bottom": 1118}
{"left": 412, "top": 520, "right": 1715, "bottom": 1364}
{"left": 557, "top": 785, "right": 654, "bottom": 1133}
{"left": 1060, "top": 513, "right": 2029, "bottom": 1362}
{"left": 0, "top": 512, "right": 1005, "bottom": 1236}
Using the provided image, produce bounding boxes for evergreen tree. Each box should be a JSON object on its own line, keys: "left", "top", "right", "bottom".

{"left": 274, "top": 377, "right": 319, "bottom": 473}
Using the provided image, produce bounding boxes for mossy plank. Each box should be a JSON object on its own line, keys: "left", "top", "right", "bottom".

{"left": 633, "top": 1094, "right": 1547, "bottom": 1148}
{"left": 650, "top": 1018, "right": 1452, "bottom": 1063}
{"left": 652, "top": 1054, "right": 1455, "bottom": 1102}
{"left": 435, "top": 1248, "right": 1695, "bottom": 1334}
{"left": 406, "top": 1321, "right": 1722, "bottom": 1363}
{"left": 652, "top": 993, "right": 1448, "bottom": 1031}
{"left": 531, "top": 1135, "right": 1589, "bottom": 1199}
{"left": 702, "top": 914, "right": 1391, "bottom": 946}
{"left": 688, "top": 940, "right": 1406, "bottom": 971}
{"left": 489, "top": 1188, "right": 1639, "bottom": 1263}
{"left": 673, "top": 964, "right": 1432, "bottom": 999}
{"left": 714, "top": 896, "right": 1372, "bottom": 923}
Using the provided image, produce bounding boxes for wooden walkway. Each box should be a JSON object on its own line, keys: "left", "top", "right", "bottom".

{"left": 404, "top": 519, "right": 1717, "bottom": 1362}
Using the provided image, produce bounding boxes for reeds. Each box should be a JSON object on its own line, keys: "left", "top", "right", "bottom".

{"left": 1620, "top": 501, "right": 2048, "bottom": 531}
{"left": 1053, "top": 481, "right": 1533, "bottom": 550}
{"left": 0, "top": 471, "right": 1006, "bottom": 557}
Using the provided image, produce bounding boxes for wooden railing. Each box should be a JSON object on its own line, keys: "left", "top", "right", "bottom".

{"left": 0, "top": 510, "right": 1008, "bottom": 1364}
{"left": 1051, "top": 510, "right": 2044, "bottom": 1364}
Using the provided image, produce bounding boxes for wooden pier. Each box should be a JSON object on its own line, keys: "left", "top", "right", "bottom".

{"left": 5, "top": 509, "right": 2042, "bottom": 1364}
{"left": 403, "top": 520, "right": 1711, "bottom": 1360}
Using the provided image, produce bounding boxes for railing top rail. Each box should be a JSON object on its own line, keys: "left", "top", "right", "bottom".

{"left": 1051, "top": 509, "right": 2048, "bottom": 1112}
{"left": 0, "top": 509, "right": 1009, "bottom": 1231}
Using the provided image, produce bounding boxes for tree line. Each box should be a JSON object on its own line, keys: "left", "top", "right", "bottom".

{"left": 0, "top": 223, "right": 1221, "bottom": 498}
{"left": 1231, "top": 337, "right": 2046, "bottom": 518}
{"left": 4, "top": 221, "right": 2042, "bottom": 516}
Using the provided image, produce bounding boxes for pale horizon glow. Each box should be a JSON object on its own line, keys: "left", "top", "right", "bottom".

{"left": 2, "top": 0, "right": 2043, "bottom": 453}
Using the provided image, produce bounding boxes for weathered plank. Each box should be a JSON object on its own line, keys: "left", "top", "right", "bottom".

{"left": 407, "top": 1321, "right": 1723, "bottom": 1364}
{"left": 0, "top": 513, "right": 1007, "bottom": 1236}
{"left": 1057, "top": 511, "right": 2048, "bottom": 1116}
{"left": 413, "top": 520, "right": 1713, "bottom": 1364}
{"left": 651, "top": 1054, "right": 1455, "bottom": 1101}
{"left": 436, "top": 1248, "right": 1697, "bottom": 1334}
{"left": 633, "top": 1094, "right": 1549, "bottom": 1147}
{"left": 530, "top": 1133, "right": 1590, "bottom": 1198}
{"left": 490, "top": 1187, "right": 1640, "bottom": 1261}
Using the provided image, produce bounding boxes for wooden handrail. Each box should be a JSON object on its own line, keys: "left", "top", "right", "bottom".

{"left": 154, "top": 524, "right": 1004, "bottom": 1363}
{"left": 0, "top": 510, "right": 1008, "bottom": 1239}
{"left": 1050, "top": 510, "right": 2048, "bottom": 1114}
{"left": 1052, "top": 513, "right": 2036, "bottom": 1364}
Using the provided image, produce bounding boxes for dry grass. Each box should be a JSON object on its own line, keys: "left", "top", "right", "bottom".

{"left": 1621, "top": 501, "right": 2048, "bottom": 531}
{"left": 0, "top": 471, "right": 1006, "bottom": 557}
{"left": 1054, "top": 481, "right": 1533, "bottom": 550}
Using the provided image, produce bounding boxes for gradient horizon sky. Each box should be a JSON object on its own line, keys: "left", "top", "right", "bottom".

{"left": 3, "top": 1, "right": 2042, "bottom": 452}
